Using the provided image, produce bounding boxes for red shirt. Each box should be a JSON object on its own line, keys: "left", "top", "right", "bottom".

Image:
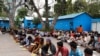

{"left": 98, "top": 37, "right": 100, "bottom": 42}
{"left": 34, "top": 37, "right": 40, "bottom": 42}
{"left": 70, "top": 33, "right": 74, "bottom": 37}
{"left": 55, "top": 46, "right": 69, "bottom": 56}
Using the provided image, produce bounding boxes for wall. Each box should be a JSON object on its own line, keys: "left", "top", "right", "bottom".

{"left": 54, "top": 19, "right": 72, "bottom": 30}
{"left": 92, "top": 23, "right": 100, "bottom": 33}
{"left": 73, "top": 13, "right": 92, "bottom": 31}
{"left": 0, "top": 20, "right": 10, "bottom": 29}
{"left": 24, "top": 19, "right": 35, "bottom": 29}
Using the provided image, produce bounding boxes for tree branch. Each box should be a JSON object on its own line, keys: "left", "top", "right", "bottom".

{"left": 30, "top": 0, "right": 45, "bottom": 26}
{"left": 15, "top": 0, "right": 25, "bottom": 8}
{"left": 33, "top": 0, "right": 55, "bottom": 10}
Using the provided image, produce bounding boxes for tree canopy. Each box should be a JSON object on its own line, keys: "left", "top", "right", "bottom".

{"left": 17, "top": 7, "right": 28, "bottom": 18}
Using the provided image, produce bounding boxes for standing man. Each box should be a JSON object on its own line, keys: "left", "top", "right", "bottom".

{"left": 55, "top": 41, "right": 69, "bottom": 56}
{"left": 77, "top": 25, "right": 83, "bottom": 33}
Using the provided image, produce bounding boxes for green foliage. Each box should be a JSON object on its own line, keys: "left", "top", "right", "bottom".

{"left": 15, "top": 7, "right": 28, "bottom": 28}
{"left": 66, "top": 0, "right": 74, "bottom": 14}
{"left": 0, "top": 11, "right": 7, "bottom": 17}
{"left": 15, "top": 16, "right": 21, "bottom": 28}
{"left": 17, "top": 7, "right": 28, "bottom": 18}
{"left": 54, "top": 0, "right": 67, "bottom": 15}
{"left": 0, "top": 0, "right": 7, "bottom": 17}
{"left": 0, "top": 0, "right": 3, "bottom": 12}
{"left": 33, "top": 17, "right": 41, "bottom": 28}
{"left": 74, "top": 0, "right": 87, "bottom": 12}
{"left": 87, "top": 3, "right": 100, "bottom": 18}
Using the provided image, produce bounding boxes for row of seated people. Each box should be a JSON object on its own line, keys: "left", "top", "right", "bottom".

{"left": 51, "top": 30, "right": 100, "bottom": 53}
{"left": 11, "top": 29, "right": 94, "bottom": 56}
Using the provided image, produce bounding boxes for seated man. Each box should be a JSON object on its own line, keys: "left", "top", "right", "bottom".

{"left": 69, "top": 41, "right": 83, "bottom": 56}
{"left": 25, "top": 36, "right": 34, "bottom": 47}
{"left": 28, "top": 34, "right": 41, "bottom": 52}
{"left": 41, "top": 38, "right": 56, "bottom": 56}
{"left": 19, "top": 34, "right": 27, "bottom": 45}
{"left": 84, "top": 48, "right": 93, "bottom": 56}
{"left": 88, "top": 36, "right": 95, "bottom": 49}
{"left": 55, "top": 41, "right": 69, "bottom": 56}
{"left": 34, "top": 33, "right": 41, "bottom": 43}
{"left": 31, "top": 38, "right": 44, "bottom": 55}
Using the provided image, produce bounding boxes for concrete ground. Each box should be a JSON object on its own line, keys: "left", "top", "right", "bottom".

{"left": 0, "top": 34, "right": 31, "bottom": 56}
{"left": 0, "top": 33, "right": 100, "bottom": 56}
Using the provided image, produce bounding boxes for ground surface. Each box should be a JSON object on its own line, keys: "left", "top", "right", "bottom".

{"left": 0, "top": 34, "right": 31, "bottom": 56}
{"left": 0, "top": 34, "right": 100, "bottom": 56}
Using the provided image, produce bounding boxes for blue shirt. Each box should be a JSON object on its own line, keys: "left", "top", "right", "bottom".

{"left": 69, "top": 48, "right": 83, "bottom": 56}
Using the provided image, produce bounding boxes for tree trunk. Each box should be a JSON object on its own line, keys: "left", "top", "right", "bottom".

{"left": 8, "top": 14, "right": 15, "bottom": 29}
{"left": 45, "top": 0, "right": 49, "bottom": 30}
{"left": 31, "top": 0, "right": 45, "bottom": 30}
{"left": 4, "top": 0, "right": 25, "bottom": 29}
{"left": 50, "top": 14, "right": 59, "bottom": 30}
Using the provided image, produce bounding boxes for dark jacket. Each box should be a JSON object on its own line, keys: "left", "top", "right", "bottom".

{"left": 41, "top": 43, "right": 56, "bottom": 56}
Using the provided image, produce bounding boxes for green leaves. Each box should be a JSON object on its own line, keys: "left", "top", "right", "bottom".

{"left": 87, "top": 2, "right": 100, "bottom": 18}
{"left": 0, "top": 0, "right": 3, "bottom": 12}
{"left": 15, "top": 16, "right": 21, "bottom": 28}
{"left": 17, "top": 7, "right": 28, "bottom": 18}
{"left": 0, "top": 0, "right": 7, "bottom": 17}
{"left": 73, "top": 0, "right": 87, "bottom": 12}
{"left": 54, "top": 0, "right": 67, "bottom": 16}
{"left": 15, "top": 7, "right": 28, "bottom": 28}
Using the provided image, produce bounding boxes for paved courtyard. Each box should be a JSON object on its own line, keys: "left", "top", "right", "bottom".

{"left": 0, "top": 34, "right": 31, "bottom": 56}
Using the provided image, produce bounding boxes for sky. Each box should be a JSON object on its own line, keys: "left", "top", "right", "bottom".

{"left": 33, "top": 0, "right": 77, "bottom": 17}
{"left": 33, "top": 0, "right": 56, "bottom": 17}
{"left": 33, "top": 0, "right": 91, "bottom": 17}
{"left": 14, "top": 0, "right": 89, "bottom": 18}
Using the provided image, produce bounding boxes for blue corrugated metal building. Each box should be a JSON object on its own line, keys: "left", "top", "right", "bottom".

{"left": 23, "top": 17, "right": 35, "bottom": 29}
{"left": 0, "top": 12, "right": 91, "bottom": 31}
{"left": 37, "top": 12, "right": 92, "bottom": 31}
{"left": 92, "top": 18, "right": 100, "bottom": 23}
{"left": 0, "top": 18, "right": 10, "bottom": 29}
{"left": 53, "top": 12, "right": 92, "bottom": 31}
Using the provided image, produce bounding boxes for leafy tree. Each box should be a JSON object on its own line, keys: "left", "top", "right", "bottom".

{"left": 54, "top": 0, "right": 67, "bottom": 15}
{"left": 15, "top": 7, "right": 28, "bottom": 28}
{"left": 87, "top": 2, "right": 100, "bottom": 18}
{"left": 17, "top": 7, "right": 28, "bottom": 18}
{"left": 66, "top": 0, "right": 74, "bottom": 14}
{"left": 15, "top": 16, "right": 21, "bottom": 28}
{"left": 1, "top": 0, "right": 26, "bottom": 29}
{"left": 0, "top": 0, "right": 3, "bottom": 12}
{"left": 0, "top": 0, "right": 7, "bottom": 17}
{"left": 73, "top": 0, "right": 87, "bottom": 12}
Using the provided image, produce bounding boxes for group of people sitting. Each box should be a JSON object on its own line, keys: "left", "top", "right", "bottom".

{"left": 52, "top": 30, "right": 100, "bottom": 52}
{"left": 9, "top": 28, "right": 96, "bottom": 56}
